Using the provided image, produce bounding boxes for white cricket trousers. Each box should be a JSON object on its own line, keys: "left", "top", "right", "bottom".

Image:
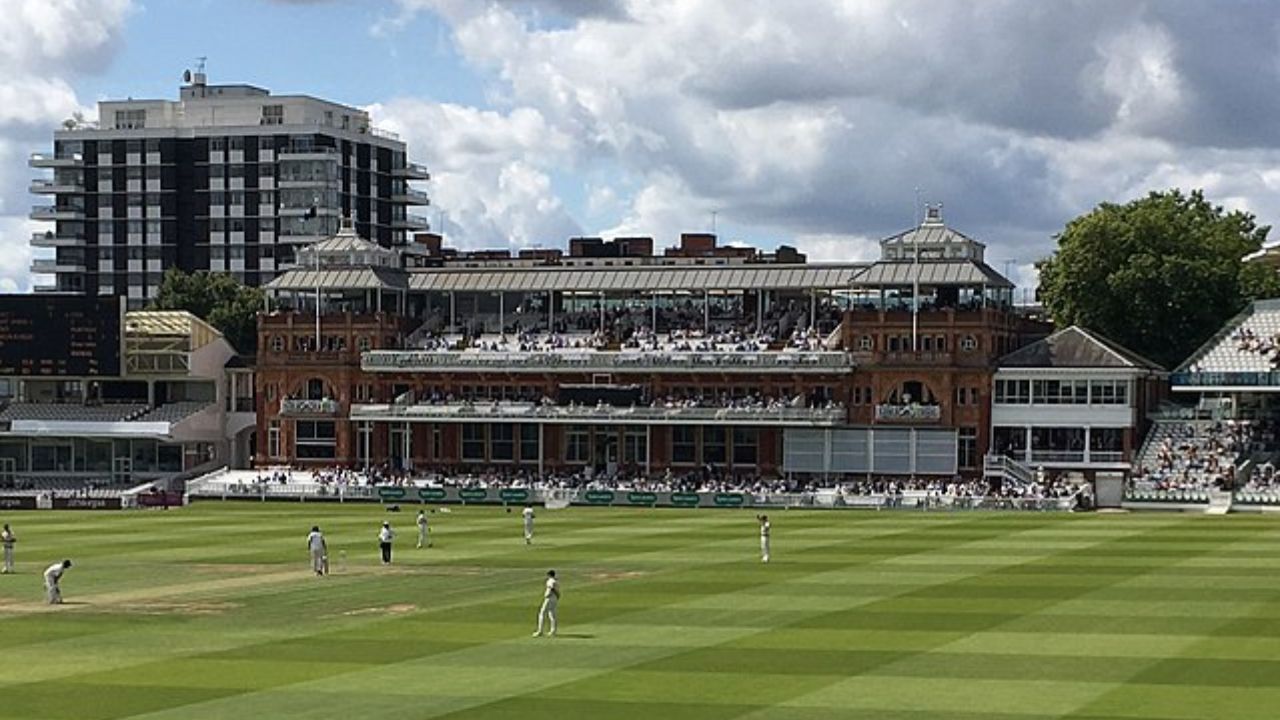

{"left": 310, "top": 549, "right": 325, "bottom": 574}
{"left": 536, "top": 598, "right": 557, "bottom": 635}
{"left": 761, "top": 536, "right": 770, "bottom": 563}
{"left": 418, "top": 526, "right": 429, "bottom": 547}
{"left": 524, "top": 523, "right": 533, "bottom": 543}
{"left": 46, "top": 581, "right": 61, "bottom": 604}
{"left": 2, "top": 546, "right": 12, "bottom": 573}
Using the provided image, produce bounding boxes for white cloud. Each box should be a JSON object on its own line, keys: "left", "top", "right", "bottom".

{"left": 376, "top": 0, "right": 1280, "bottom": 284}
{"left": 367, "top": 99, "right": 581, "bottom": 248}
{"left": 0, "top": 0, "right": 133, "bottom": 292}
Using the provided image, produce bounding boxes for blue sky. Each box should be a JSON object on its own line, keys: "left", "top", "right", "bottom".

{"left": 5, "top": 0, "right": 1280, "bottom": 295}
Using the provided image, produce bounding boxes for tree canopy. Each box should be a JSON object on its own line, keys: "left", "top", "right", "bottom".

{"left": 149, "top": 269, "right": 264, "bottom": 355}
{"left": 1037, "top": 189, "right": 1280, "bottom": 369}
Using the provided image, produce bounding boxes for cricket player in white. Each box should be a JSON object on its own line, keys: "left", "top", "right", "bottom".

{"left": 1, "top": 524, "right": 14, "bottom": 574}
{"left": 44, "top": 559, "right": 71, "bottom": 604}
{"left": 307, "top": 526, "right": 327, "bottom": 576}
{"left": 378, "top": 521, "right": 395, "bottom": 564}
{"left": 416, "top": 510, "right": 431, "bottom": 548}
{"left": 532, "top": 569, "right": 559, "bottom": 637}
{"left": 522, "top": 505, "right": 535, "bottom": 545}
{"left": 758, "top": 514, "right": 771, "bottom": 563}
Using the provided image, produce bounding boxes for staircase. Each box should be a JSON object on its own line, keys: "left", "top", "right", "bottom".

{"left": 984, "top": 454, "right": 1034, "bottom": 487}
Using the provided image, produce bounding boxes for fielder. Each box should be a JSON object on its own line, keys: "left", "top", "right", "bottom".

{"left": 307, "top": 525, "right": 328, "bottom": 576}
{"left": 378, "top": 521, "right": 395, "bottom": 564}
{"left": 522, "top": 505, "right": 535, "bottom": 545}
{"left": 532, "top": 569, "right": 559, "bottom": 637}
{"left": 44, "top": 559, "right": 71, "bottom": 604}
{"left": 416, "top": 510, "right": 431, "bottom": 548}
{"left": 1, "top": 523, "right": 14, "bottom": 574}
{"left": 757, "top": 514, "right": 771, "bottom": 563}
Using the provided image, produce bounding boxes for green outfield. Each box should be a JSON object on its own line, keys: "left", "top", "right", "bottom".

{"left": 1, "top": 504, "right": 1279, "bottom": 719}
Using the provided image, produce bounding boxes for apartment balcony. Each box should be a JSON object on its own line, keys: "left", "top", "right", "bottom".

{"left": 278, "top": 205, "right": 342, "bottom": 217}
{"left": 278, "top": 146, "right": 339, "bottom": 162}
{"left": 391, "top": 188, "right": 431, "bottom": 205}
{"left": 29, "top": 179, "right": 82, "bottom": 194}
{"left": 30, "top": 258, "right": 85, "bottom": 274}
{"left": 30, "top": 231, "right": 84, "bottom": 248}
{"left": 391, "top": 213, "right": 431, "bottom": 230}
{"left": 277, "top": 177, "right": 338, "bottom": 189}
{"left": 29, "top": 152, "right": 83, "bottom": 168}
{"left": 393, "top": 162, "right": 431, "bottom": 180}
{"left": 279, "top": 398, "right": 340, "bottom": 416}
{"left": 30, "top": 205, "right": 84, "bottom": 221}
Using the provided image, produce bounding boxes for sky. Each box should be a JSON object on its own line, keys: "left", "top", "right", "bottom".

{"left": 4, "top": 0, "right": 1280, "bottom": 296}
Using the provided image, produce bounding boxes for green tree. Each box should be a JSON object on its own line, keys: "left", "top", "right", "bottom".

{"left": 150, "top": 269, "right": 264, "bottom": 354}
{"left": 1037, "top": 189, "right": 1280, "bottom": 369}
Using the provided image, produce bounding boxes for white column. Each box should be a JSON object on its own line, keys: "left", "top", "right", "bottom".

{"left": 704, "top": 291, "right": 710, "bottom": 332}
{"left": 537, "top": 424, "right": 545, "bottom": 476}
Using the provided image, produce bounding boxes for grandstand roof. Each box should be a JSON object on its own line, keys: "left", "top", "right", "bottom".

{"left": 855, "top": 260, "right": 1012, "bottom": 288}
{"left": 879, "top": 222, "right": 985, "bottom": 250}
{"left": 998, "top": 326, "right": 1164, "bottom": 370}
{"left": 265, "top": 267, "right": 409, "bottom": 292}
{"left": 405, "top": 264, "right": 864, "bottom": 293}
{"left": 124, "top": 311, "right": 222, "bottom": 350}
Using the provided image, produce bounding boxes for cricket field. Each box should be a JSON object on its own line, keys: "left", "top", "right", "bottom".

{"left": 1, "top": 503, "right": 1279, "bottom": 719}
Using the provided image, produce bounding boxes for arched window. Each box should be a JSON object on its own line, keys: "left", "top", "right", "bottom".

{"left": 305, "top": 378, "right": 326, "bottom": 400}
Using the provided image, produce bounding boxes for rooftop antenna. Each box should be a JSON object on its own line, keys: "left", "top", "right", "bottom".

{"left": 913, "top": 186, "right": 922, "bottom": 226}
{"left": 195, "top": 56, "right": 207, "bottom": 74}
{"left": 710, "top": 210, "right": 718, "bottom": 235}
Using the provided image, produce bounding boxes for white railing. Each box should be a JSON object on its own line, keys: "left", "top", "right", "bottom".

{"left": 874, "top": 404, "right": 942, "bottom": 422}
{"left": 984, "top": 454, "right": 1034, "bottom": 485}
{"left": 350, "top": 402, "right": 846, "bottom": 426}
{"left": 362, "top": 349, "right": 854, "bottom": 373}
{"left": 280, "top": 398, "right": 339, "bottom": 415}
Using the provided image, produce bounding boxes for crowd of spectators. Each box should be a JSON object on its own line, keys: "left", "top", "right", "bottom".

{"left": 1130, "top": 420, "right": 1252, "bottom": 493}
{"left": 1232, "top": 328, "right": 1280, "bottom": 367}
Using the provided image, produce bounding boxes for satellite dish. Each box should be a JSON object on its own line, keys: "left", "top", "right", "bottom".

{"left": 183, "top": 69, "right": 192, "bottom": 83}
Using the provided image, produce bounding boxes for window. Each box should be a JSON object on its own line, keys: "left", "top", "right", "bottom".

{"left": 732, "top": 428, "right": 757, "bottom": 466}
{"left": 566, "top": 425, "right": 590, "bottom": 463}
{"left": 305, "top": 378, "right": 326, "bottom": 400}
{"left": 520, "top": 425, "right": 539, "bottom": 463}
{"left": 623, "top": 428, "right": 647, "bottom": 465}
{"left": 490, "top": 424, "right": 515, "bottom": 462}
{"left": 960, "top": 335, "right": 978, "bottom": 351}
{"left": 294, "top": 420, "right": 336, "bottom": 459}
{"left": 114, "top": 109, "right": 146, "bottom": 130}
{"left": 858, "top": 335, "right": 873, "bottom": 351}
{"left": 270, "top": 335, "right": 284, "bottom": 353}
{"left": 267, "top": 420, "right": 280, "bottom": 458}
{"left": 995, "top": 379, "right": 1031, "bottom": 404}
{"left": 357, "top": 336, "right": 371, "bottom": 351}
{"left": 958, "top": 426, "right": 978, "bottom": 469}
{"left": 1090, "top": 380, "right": 1128, "bottom": 405}
{"left": 672, "top": 426, "right": 697, "bottom": 464}
{"left": 704, "top": 426, "right": 727, "bottom": 465}
{"left": 462, "top": 425, "right": 486, "bottom": 462}
{"left": 955, "top": 387, "right": 979, "bottom": 406}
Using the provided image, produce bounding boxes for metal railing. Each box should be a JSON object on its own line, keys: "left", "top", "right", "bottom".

{"left": 362, "top": 349, "right": 855, "bottom": 373}
{"left": 349, "top": 402, "right": 846, "bottom": 425}
{"left": 279, "top": 398, "right": 339, "bottom": 415}
{"left": 874, "top": 404, "right": 942, "bottom": 422}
